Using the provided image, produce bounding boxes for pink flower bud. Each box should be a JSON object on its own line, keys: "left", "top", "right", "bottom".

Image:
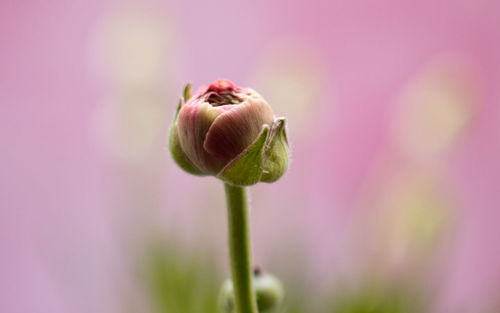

{"left": 169, "top": 79, "right": 289, "bottom": 186}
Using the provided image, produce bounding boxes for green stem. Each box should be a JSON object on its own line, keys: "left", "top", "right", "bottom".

{"left": 224, "top": 183, "right": 258, "bottom": 313}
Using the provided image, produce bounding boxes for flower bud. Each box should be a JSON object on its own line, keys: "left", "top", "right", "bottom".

{"left": 169, "top": 79, "right": 289, "bottom": 186}
{"left": 219, "top": 268, "right": 284, "bottom": 313}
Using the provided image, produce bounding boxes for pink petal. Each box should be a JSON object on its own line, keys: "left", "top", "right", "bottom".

{"left": 203, "top": 97, "right": 275, "bottom": 161}
{"left": 177, "top": 102, "right": 226, "bottom": 174}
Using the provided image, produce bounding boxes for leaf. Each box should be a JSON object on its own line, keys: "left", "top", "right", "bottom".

{"left": 183, "top": 82, "right": 192, "bottom": 102}
{"left": 261, "top": 118, "right": 289, "bottom": 183}
{"left": 217, "top": 126, "right": 269, "bottom": 186}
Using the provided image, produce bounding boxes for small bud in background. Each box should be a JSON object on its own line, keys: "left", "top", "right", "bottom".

{"left": 219, "top": 268, "right": 284, "bottom": 313}
{"left": 169, "top": 79, "right": 289, "bottom": 186}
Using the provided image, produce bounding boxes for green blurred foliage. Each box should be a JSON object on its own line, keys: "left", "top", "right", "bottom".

{"left": 139, "top": 243, "right": 428, "bottom": 313}
{"left": 324, "top": 282, "right": 427, "bottom": 313}
{"left": 141, "top": 241, "right": 220, "bottom": 313}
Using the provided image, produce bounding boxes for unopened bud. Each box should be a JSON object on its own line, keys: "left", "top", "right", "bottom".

{"left": 218, "top": 269, "right": 284, "bottom": 313}
{"left": 169, "top": 79, "right": 289, "bottom": 186}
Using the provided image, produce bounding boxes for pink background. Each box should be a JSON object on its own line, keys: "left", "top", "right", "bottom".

{"left": 1, "top": 0, "right": 500, "bottom": 312}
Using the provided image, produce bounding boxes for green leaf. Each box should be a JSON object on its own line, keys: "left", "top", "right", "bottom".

{"left": 218, "top": 126, "right": 269, "bottom": 186}
{"left": 142, "top": 241, "right": 220, "bottom": 313}
{"left": 183, "top": 82, "right": 192, "bottom": 102}
{"left": 261, "top": 118, "right": 289, "bottom": 183}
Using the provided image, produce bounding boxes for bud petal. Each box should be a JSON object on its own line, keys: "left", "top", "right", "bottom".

{"left": 261, "top": 118, "right": 289, "bottom": 183}
{"left": 168, "top": 79, "right": 290, "bottom": 183}
{"left": 218, "top": 126, "right": 269, "bottom": 186}
{"left": 204, "top": 97, "right": 274, "bottom": 162}
{"left": 169, "top": 98, "right": 204, "bottom": 175}
{"left": 177, "top": 101, "right": 227, "bottom": 174}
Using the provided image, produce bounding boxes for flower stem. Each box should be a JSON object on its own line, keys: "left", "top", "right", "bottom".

{"left": 224, "top": 183, "right": 258, "bottom": 313}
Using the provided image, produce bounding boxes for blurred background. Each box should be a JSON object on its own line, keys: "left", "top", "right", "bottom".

{"left": 1, "top": 0, "right": 500, "bottom": 312}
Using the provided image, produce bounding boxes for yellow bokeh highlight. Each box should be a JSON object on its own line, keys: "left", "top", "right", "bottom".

{"left": 393, "top": 55, "right": 480, "bottom": 163}
{"left": 250, "top": 42, "right": 327, "bottom": 133}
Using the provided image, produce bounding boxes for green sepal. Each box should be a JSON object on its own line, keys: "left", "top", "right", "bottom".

{"left": 169, "top": 98, "right": 204, "bottom": 175}
{"left": 260, "top": 118, "right": 289, "bottom": 183}
{"left": 217, "top": 126, "right": 270, "bottom": 186}
{"left": 183, "top": 82, "right": 192, "bottom": 102}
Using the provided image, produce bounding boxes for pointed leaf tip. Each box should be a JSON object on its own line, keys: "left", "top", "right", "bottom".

{"left": 273, "top": 117, "right": 288, "bottom": 144}
{"left": 183, "top": 82, "right": 192, "bottom": 102}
